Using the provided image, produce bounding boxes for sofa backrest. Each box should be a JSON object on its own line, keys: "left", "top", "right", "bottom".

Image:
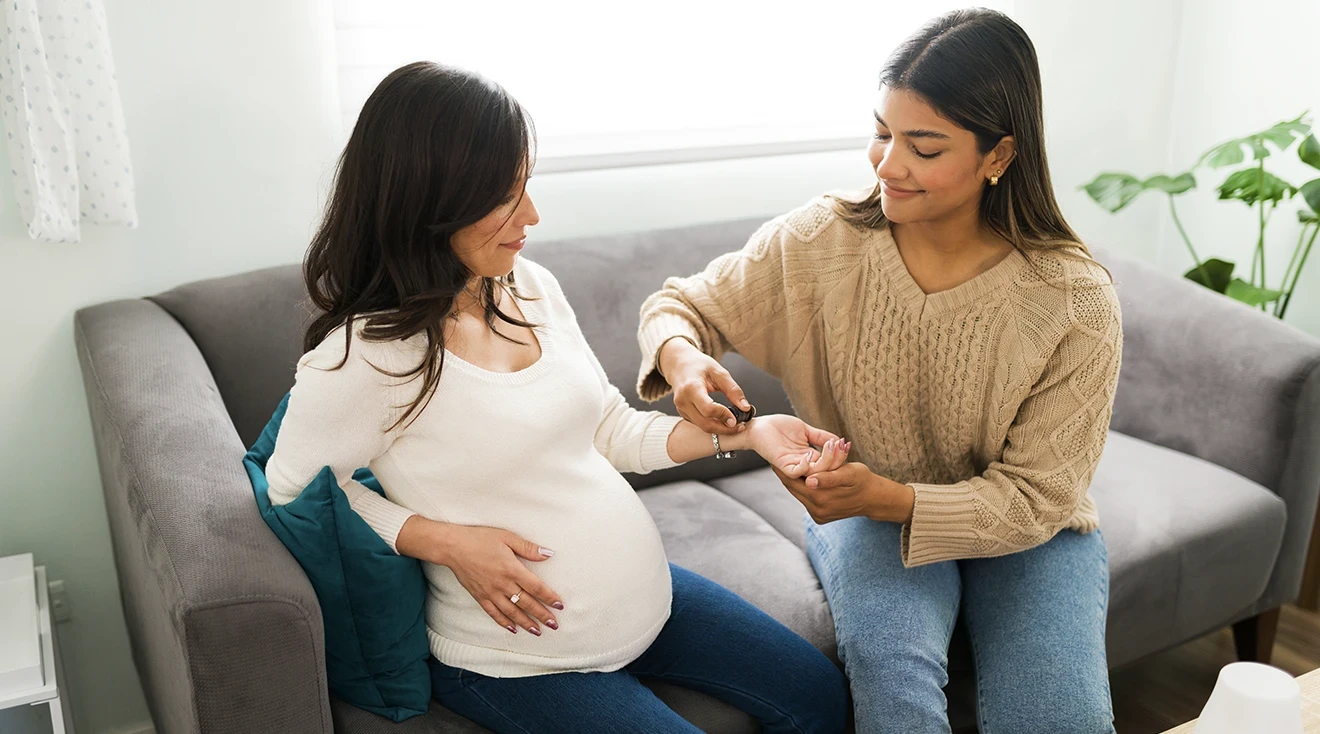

{"left": 149, "top": 221, "right": 1320, "bottom": 495}
{"left": 150, "top": 216, "right": 791, "bottom": 489}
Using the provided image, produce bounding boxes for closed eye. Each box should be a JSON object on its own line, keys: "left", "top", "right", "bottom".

{"left": 874, "top": 132, "right": 941, "bottom": 160}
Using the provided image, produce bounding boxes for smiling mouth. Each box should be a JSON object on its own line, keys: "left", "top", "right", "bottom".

{"left": 881, "top": 182, "right": 924, "bottom": 196}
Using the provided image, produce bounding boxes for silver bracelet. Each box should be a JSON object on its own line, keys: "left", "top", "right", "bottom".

{"left": 712, "top": 432, "right": 736, "bottom": 460}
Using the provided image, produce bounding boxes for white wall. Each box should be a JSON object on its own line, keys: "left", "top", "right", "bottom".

{"left": 0, "top": 1, "right": 342, "bottom": 732}
{"left": 1159, "top": 0, "right": 1320, "bottom": 335}
{"left": 1015, "top": 0, "right": 1187, "bottom": 259}
{"left": 0, "top": 1, "right": 1310, "bottom": 733}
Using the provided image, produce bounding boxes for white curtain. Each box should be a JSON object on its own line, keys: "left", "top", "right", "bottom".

{"left": 0, "top": 0, "right": 135, "bottom": 243}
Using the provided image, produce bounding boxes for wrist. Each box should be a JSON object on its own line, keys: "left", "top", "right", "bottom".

{"left": 720, "top": 420, "right": 755, "bottom": 453}
{"left": 658, "top": 336, "right": 698, "bottom": 379}
{"left": 865, "top": 474, "right": 916, "bottom": 523}
{"left": 415, "top": 518, "right": 460, "bottom": 566}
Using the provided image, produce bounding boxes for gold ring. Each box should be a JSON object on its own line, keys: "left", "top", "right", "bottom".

{"left": 509, "top": 592, "right": 521, "bottom": 604}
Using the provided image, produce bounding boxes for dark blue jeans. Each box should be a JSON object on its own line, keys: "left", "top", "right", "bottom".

{"left": 429, "top": 564, "right": 848, "bottom": 733}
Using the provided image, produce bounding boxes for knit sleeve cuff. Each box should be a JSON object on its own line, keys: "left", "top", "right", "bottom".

{"left": 344, "top": 481, "right": 417, "bottom": 554}
{"left": 900, "top": 481, "right": 981, "bottom": 567}
{"left": 638, "top": 414, "right": 684, "bottom": 472}
{"left": 637, "top": 313, "right": 705, "bottom": 403}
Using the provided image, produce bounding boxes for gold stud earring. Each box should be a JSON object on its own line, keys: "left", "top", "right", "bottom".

{"left": 990, "top": 170, "right": 1002, "bottom": 186}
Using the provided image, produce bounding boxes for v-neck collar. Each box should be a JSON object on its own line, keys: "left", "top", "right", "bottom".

{"left": 871, "top": 226, "right": 1025, "bottom": 318}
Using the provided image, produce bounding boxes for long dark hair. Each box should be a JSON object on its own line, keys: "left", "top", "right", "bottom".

{"left": 304, "top": 61, "right": 537, "bottom": 428}
{"left": 834, "top": 8, "right": 1096, "bottom": 264}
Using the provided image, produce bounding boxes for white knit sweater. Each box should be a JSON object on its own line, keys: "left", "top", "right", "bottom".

{"left": 266, "top": 258, "right": 683, "bottom": 677}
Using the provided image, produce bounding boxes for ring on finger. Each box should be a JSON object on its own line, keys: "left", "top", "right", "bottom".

{"left": 509, "top": 591, "right": 521, "bottom": 605}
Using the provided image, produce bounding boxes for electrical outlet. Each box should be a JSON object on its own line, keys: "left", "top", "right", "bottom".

{"left": 48, "top": 579, "right": 72, "bottom": 623}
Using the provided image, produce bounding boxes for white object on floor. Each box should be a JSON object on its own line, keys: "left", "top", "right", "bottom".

{"left": 0, "top": 553, "right": 40, "bottom": 695}
{"left": 1195, "top": 661, "right": 1303, "bottom": 734}
{"left": 0, "top": 559, "right": 72, "bottom": 734}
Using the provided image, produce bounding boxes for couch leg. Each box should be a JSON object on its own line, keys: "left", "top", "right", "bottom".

{"left": 1232, "top": 608, "right": 1281, "bottom": 664}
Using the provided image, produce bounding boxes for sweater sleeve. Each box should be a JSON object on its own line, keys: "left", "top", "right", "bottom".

{"left": 265, "top": 330, "right": 418, "bottom": 553}
{"left": 526, "top": 260, "right": 683, "bottom": 474}
{"left": 588, "top": 343, "right": 684, "bottom": 475}
{"left": 901, "top": 281, "right": 1123, "bottom": 567}
{"left": 635, "top": 217, "right": 805, "bottom": 403}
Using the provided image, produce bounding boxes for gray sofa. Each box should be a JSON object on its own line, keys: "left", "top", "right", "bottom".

{"left": 74, "top": 216, "right": 1320, "bottom": 733}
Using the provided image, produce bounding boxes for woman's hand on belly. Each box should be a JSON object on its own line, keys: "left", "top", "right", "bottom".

{"left": 396, "top": 516, "right": 564, "bottom": 637}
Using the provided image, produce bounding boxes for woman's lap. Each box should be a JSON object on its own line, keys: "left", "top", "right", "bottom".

{"left": 431, "top": 563, "right": 848, "bottom": 734}
{"left": 806, "top": 515, "right": 1114, "bottom": 734}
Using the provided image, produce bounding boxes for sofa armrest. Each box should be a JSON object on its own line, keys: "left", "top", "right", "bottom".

{"left": 74, "top": 299, "right": 331, "bottom": 734}
{"left": 1101, "top": 249, "right": 1320, "bottom": 607}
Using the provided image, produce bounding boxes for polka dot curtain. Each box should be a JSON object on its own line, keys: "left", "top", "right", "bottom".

{"left": 0, "top": 0, "right": 135, "bottom": 243}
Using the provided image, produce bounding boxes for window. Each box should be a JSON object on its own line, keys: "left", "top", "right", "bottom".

{"left": 333, "top": 1, "right": 1012, "bottom": 171}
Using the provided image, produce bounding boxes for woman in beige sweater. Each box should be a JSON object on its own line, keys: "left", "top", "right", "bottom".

{"left": 637, "top": 9, "right": 1121, "bottom": 734}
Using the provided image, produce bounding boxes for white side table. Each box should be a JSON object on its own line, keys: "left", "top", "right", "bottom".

{"left": 0, "top": 564, "right": 73, "bottom": 734}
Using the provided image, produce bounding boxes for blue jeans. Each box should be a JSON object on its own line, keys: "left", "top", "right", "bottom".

{"left": 429, "top": 564, "right": 849, "bottom": 734}
{"left": 807, "top": 517, "right": 1114, "bottom": 734}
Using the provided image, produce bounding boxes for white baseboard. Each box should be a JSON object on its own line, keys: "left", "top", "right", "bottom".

{"left": 103, "top": 722, "right": 154, "bottom": 734}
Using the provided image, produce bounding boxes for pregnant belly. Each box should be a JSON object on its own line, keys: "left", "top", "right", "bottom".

{"left": 421, "top": 486, "right": 672, "bottom": 656}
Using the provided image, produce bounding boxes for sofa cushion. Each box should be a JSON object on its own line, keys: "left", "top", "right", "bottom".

{"left": 709, "top": 469, "right": 811, "bottom": 552}
{"left": 1093, "top": 431, "right": 1286, "bottom": 667}
{"left": 245, "top": 394, "right": 431, "bottom": 721}
{"left": 638, "top": 480, "right": 837, "bottom": 659}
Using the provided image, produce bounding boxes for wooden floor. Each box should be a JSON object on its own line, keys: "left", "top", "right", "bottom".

{"left": 1110, "top": 604, "right": 1320, "bottom": 732}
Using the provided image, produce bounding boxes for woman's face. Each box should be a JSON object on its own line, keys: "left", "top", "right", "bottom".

{"left": 450, "top": 172, "right": 540, "bottom": 279}
{"left": 867, "top": 86, "right": 1013, "bottom": 225}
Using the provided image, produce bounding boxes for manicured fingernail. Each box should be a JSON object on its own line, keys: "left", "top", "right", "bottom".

{"left": 529, "top": 627, "right": 542, "bottom": 636}
{"left": 737, "top": 423, "right": 747, "bottom": 431}
{"left": 507, "top": 625, "right": 517, "bottom": 634}
{"left": 540, "top": 547, "right": 555, "bottom": 557}
{"left": 726, "top": 418, "right": 736, "bottom": 427}
{"left": 546, "top": 619, "right": 558, "bottom": 630}
{"left": 553, "top": 601, "right": 565, "bottom": 610}
{"left": 741, "top": 401, "right": 751, "bottom": 409}
{"left": 808, "top": 478, "right": 818, "bottom": 489}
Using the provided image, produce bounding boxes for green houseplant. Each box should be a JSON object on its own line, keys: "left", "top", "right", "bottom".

{"left": 1081, "top": 113, "right": 1320, "bottom": 318}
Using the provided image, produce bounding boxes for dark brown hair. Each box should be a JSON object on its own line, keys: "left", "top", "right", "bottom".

{"left": 303, "top": 61, "right": 537, "bottom": 428}
{"left": 834, "top": 8, "right": 1098, "bottom": 265}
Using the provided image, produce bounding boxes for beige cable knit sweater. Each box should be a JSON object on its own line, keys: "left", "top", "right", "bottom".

{"left": 636, "top": 197, "right": 1122, "bottom": 567}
